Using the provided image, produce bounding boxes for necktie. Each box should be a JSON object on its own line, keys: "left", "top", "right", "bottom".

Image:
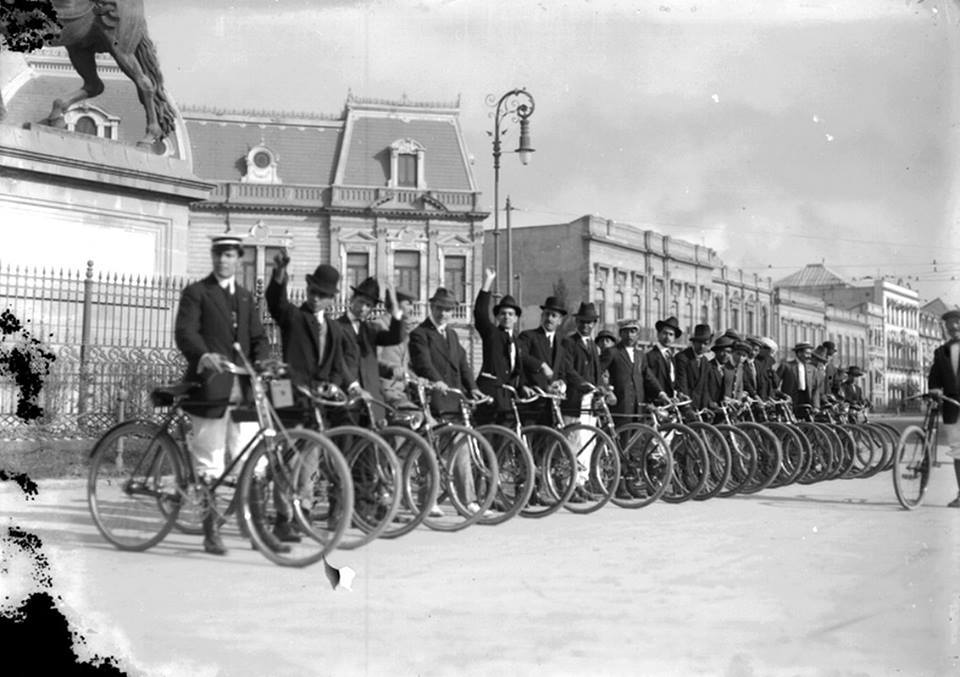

{"left": 666, "top": 348, "right": 675, "bottom": 385}
{"left": 505, "top": 332, "right": 515, "bottom": 372}
{"left": 316, "top": 315, "right": 327, "bottom": 364}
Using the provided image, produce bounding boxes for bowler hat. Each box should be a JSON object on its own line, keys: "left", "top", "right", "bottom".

{"left": 539, "top": 296, "right": 568, "bottom": 315}
{"left": 596, "top": 328, "right": 617, "bottom": 344}
{"left": 428, "top": 287, "right": 458, "bottom": 309}
{"left": 942, "top": 309, "right": 960, "bottom": 322}
{"left": 618, "top": 318, "right": 641, "bottom": 331}
{"left": 210, "top": 233, "right": 246, "bottom": 256}
{"left": 821, "top": 340, "right": 837, "bottom": 352}
{"left": 712, "top": 335, "right": 735, "bottom": 351}
{"left": 493, "top": 294, "right": 523, "bottom": 317}
{"left": 847, "top": 366, "right": 864, "bottom": 377}
{"left": 690, "top": 324, "right": 713, "bottom": 343}
{"left": 655, "top": 316, "right": 683, "bottom": 338}
{"left": 305, "top": 264, "right": 340, "bottom": 296}
{"left": 573, "top": 302, "right": 599, "bottom": 322}
{"left": 350, "top": 277, "right": 381, "bottom": 305}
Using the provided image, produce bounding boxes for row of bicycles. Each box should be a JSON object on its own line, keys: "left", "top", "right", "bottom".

{"left": 85, "top": 343, "right": 922, "bottom": 567}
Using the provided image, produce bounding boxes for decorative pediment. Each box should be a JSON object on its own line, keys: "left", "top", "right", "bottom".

{"left": 339, "top": 229, "right": 378, "bottom": 242}
{"left": 436, "top": 232, "right": 473, "bottom": 246}
{"left": 421, "top": 194, "right": 449, "bottom": 212}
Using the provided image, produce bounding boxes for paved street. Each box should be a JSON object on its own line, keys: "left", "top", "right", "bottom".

{"left": 2, "top": 444, "right": 960, "bottom": 677}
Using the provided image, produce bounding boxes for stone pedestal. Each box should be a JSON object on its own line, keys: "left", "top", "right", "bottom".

{"left": 0, "top": 124, "right": 213, "bottom": 276}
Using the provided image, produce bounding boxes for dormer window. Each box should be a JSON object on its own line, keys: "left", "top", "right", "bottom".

{"left": 389, "top": 138, "right": 426, "bottom": 189}
{"left": 65, "top": 104, "right": 119, "bottom": 140}
{"left": 243, "top": 145, "right": 281, "bottom": 184}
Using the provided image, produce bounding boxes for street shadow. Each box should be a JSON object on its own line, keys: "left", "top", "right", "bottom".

{"left": 728, "top": 493, "right": 902, "bottom": 509}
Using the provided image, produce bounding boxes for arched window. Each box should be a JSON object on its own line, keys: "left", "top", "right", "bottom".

{"left": 75, "top": 115, "right": 98, "bottom": 136}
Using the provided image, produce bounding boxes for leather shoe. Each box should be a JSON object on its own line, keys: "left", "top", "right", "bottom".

{"left": 273, "top": 519, "right": 302, "bottom": 543}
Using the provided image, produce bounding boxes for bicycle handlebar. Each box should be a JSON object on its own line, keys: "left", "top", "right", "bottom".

{"left": 908, "top": 392, "right": 960, "bottom": 408}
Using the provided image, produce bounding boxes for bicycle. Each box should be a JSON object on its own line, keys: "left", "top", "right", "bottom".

{"left": 892, "top": 392, "right": 960, "bottom": 510}
{"left": 87, "top": 344, "right": 354, "bottom": 567}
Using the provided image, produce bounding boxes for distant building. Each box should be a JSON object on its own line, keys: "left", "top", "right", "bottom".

{"left": 493, "top": 214, "right": 774, "bottom": 344}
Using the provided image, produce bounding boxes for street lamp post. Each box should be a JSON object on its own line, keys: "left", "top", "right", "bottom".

{"left": 488, "top": 88, "right": 535, "bottom": 297}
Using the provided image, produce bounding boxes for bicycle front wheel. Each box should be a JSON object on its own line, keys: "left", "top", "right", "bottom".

{"left": 423, "top": 424, "right": 499, "bottom": 532}
{"left": 87, "top": 420, "right": 184, "bottom": 551}
{"left": 560, "top": 424, "right": 620, "bottom": 514}
{"left": 892, "top": 425, "right": 929, "bottom": 510}
{"left": 610, "top": 423, "right": 673, "bottom": 509}
{"left": 239, "top": 428, "right": 354, "bottom": 567}
{"left": 476, "top": 424, "right": 536, "bottom": 525}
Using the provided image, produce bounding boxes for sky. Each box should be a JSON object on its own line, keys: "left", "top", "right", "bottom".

{"left": 138, "top": 0, "right": 960, "bottom": 303}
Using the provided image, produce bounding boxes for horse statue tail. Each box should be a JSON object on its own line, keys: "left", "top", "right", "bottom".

{"left": 134, "top": 34, "right": 177, "bottom": 139}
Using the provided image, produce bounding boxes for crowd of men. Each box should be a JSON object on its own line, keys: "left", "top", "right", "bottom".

{"left": 173, "top": 237, "right": 876, "bottom": 555}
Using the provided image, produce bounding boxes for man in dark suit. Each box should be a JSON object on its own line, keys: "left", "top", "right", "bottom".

{"left": 675, "top": 324, "right": 712, "bottom": 410}
{"left": 409, "top": 287, "right": 486, "bottom": 514}
{"left": 562, "top": 301, "right": 602, "bottom": 418}
{"left": 518, "top": 295, "right": 579, "bottom": 424}
{"left": 337, "top": 276, "right": 404, "bottom": 423}
{"left": 776, "top": 342, "right": 818, "bottom": 416}
{"left": 928, "top": 309, "right": 960, "bottom": 507}
{"left": 473, "top": 267, "right": 525, "bottom": 424}
{"left": 647, "top": 316, "right": 681, "bottom": 398}
{"left": 599, "top": 318, "right": 668, "bottom": 425}
{"left": 174, "top": 234, "right": 273, "bottom": 555}
{"left": 701, "top": 335, "right": 735, "bottom": 411}
{"left": 838, "top": 366, "right": 865, "bottom": 405}
{"left": 755, "top": 336, "right": 780, "bottom": 400}
{"left": 265, "top": 252, "right": 360, "bottom": 542}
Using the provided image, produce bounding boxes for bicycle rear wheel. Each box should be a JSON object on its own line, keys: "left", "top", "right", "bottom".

{"left": 327, "top": 426, "right": 402, "bottom": 550}
{"left": 765, "top": 422, "right": 806, "bottom": 488}
{"left": 476, "top": 424, "right": 536, "bottom": 525}
{"left": 559, "top": 424, "right": 619, "bottom": 514}
{"left": 423, "top": 424, "right": 499, "bottom": 532}
{"left": 520, "top": 425, "right": 577, "bottom": 518}
{"left": 892, "top": 425, "right": 929, "bottom": 510}
{"left": 377, "top": 426, "right": 440, "bottom": 539}
{"left": 714, "top": 424, "right": 758, "bottom": 497}
{"left": 87, "top": 420, "right": 184, "bottom": 551}
{"left": 686, "top": 421, "right": 732, "bottom": 501}
{"left": 660, "top": 423, "right": 710, "bottom": 504}
{"left": 736, "top": 422, "right": 783, "bottom": 494}
{"left": 610, "top": 423, "right": 673, "bottom": 509}
{"left": 240, "top": 429, "right": 353, "bottom": 567}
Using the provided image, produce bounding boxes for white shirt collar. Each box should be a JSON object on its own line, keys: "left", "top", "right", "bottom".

{"left": 429, "top": 316, "right": 447, "bottom": 334}
{"left": 657, "top": 343, "right": 671, "bottom": 356}
{"left": 215, "top": 275, "right": 235, "bottom": 293}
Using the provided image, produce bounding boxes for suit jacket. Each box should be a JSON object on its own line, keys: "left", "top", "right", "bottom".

{"left": 473, "top": 289, "right": 525, "bottom": 414}
{"left": 518, "top": 326, "right": 575, "bottom": 392}
{"left": 701, "top": 358, "right": 733, "bottom": 408}
{"left": 755, "top": 353, "right": 778, "bottom": 399}
{"left": 337, "top": 312, "right": 403, "bottom": 408}
{"left": 674, "top": 347, "right": 710, "bottom": 409}
{"left": 600, "top": 341, "right": 663, "bottom": 421}
{"left": 928, "top": 341, "right": 960, "bottom": 423}
{"left": 174, "top": 274, "right": 269, "bottom": 418}
{"left": 562, "top": 332, "right": 601, "bottom": 415}
{"left": 409, "top": 318, "right": 477, "bottom": 416}
{"left": 646, "top": 345, "right": 677, "bottom": 397}
{"left": 265, "top": 277, "right": 357, "bottom": 391}
{"left": 777, "top": 359, "right": 818, "bottom": 411}
{"left": 838, "top": 381, "right": 864, "bottom": 405}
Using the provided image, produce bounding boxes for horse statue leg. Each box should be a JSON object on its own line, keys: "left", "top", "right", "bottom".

{"left": 39, "top": 45, "right": 105, "bottom": 129}
{"left": 109, "top": 46, "right": 164, "bottom": 149}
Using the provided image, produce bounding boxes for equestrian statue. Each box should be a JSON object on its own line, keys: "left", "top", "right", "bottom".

{"left": 40, "top": 0, "right": 176, "bottom": 149}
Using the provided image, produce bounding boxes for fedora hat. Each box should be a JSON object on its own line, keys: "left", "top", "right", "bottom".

{"left": 810, "top": 346, "right": 828, "bottom": 364}
{"left": 210, "top": 233, "right": 246, "bottom": 256}
{"left": 493, "top": 294, "right": 522, "bottom": 317}
{"left": 733, "top": 340, "right": 753, "bottom": 354}
{"left": 350, "top": 277, "right": 381, "bottom": 305}
{"left": 305, "top": 264, "right": 339, "bottom": 296}
{"left": 428, "top": 287, "right": 458, "bottom": 309}
{"left": 847, "top": 365, "right": 864, "bottom": 377}
{"left": 573, "top": 302, "right": 599, "bottom": 322}
{"left": 722, "top": 328, "right": 742, "bottom": 342}
{"left": 385, "top": 289, "right": 415, "bottom": 311}
{"left": 655, "top": 316, "right": 683, "bottom": 338}
{"left": 690, "top": 324, "right": 713, "bottom": 343}
{"left": 539, "top": 296, "right": 568, "bottom": 315}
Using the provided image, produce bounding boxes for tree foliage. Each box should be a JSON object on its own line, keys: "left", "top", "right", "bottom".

{"left": 0, "top": 0, "right": 60, "bottom": 52}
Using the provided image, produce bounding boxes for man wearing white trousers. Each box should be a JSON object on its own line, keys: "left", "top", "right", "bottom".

{"left": 174, "top": 233, "right": 285, "bottom": 555}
